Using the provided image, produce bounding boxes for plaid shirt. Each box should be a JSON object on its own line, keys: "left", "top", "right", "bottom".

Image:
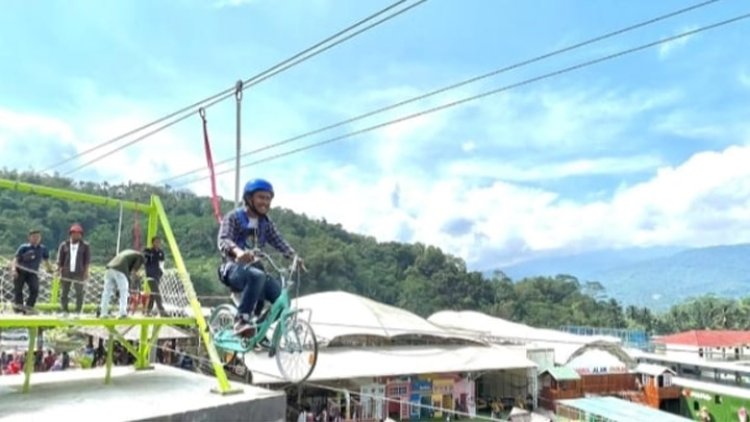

{"left": 217, "top": 209, "right": 295, "bottom": 261}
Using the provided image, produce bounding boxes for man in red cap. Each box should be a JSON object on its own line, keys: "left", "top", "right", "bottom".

{"left": 56, "top": 223, "right": 91, "bottom": 316}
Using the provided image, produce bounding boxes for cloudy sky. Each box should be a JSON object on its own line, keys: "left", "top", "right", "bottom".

{"left": 1, "top": 0, "right": 749, "bottom": 269}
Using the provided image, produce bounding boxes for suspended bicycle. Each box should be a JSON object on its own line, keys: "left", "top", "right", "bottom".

{"left": 207, "top": 252, "right": 318, "bottom": 384}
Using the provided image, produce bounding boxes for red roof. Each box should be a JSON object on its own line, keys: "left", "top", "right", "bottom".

{"left": 655, "top": 330, "right": 750, "bottom": 348}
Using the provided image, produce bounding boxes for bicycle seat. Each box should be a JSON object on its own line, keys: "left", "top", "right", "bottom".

{"left": 230, "top": 292, "right": 242, "bottom": 307}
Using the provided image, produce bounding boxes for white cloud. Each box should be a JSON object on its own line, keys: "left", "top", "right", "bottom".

{"left": 256, "top": 142, "right": 750, "bottom": 270}
{"left": 658, "top": 26, "right": 698, "bottom": 59}
{"left": 0, "top": 80, "right": 215, "bottom": 185}
{"left": 0, "top": 108, "right": 78, "bottom": 169}
{"left": 653, "top": 108, "right": 750, "bottom": 142}
{"left": 213, "top": 0, "right": 257, "bottom": 8}
{"left": 740, "top": 69, "right": 750, "bottom": 89}
{"left": 0, "top": 76, "right": 744, "bottom": 272}
{"left": 461, "top": 86, "right": 681, "bottom": 152}
{"left": 0, "top": 108, "right": 76, "bottom": 144}
{"left": 447, "top": 155, "right": 663, "bottom": 182}
{"left": 461, "top": 141, "right": 476, "bottom": 153}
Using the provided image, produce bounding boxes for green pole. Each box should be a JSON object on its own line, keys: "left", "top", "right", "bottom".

{"left": 136, "top": 323, "right": 150, "bottom": 370}
{"left": 105, "top": 330, "right": 114, "bottom": 385}
{"left": 152, "top": 195, "right": 238, "bottom": 394}
{"left": 50, "top": 275, "right": 61, "bottom": 306}
{"left": 22, "top": 327, "right": 38, "bottom": 393}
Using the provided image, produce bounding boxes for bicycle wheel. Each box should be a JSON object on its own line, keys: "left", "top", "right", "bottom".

{"left": 208, "top": 304, "right": 236, "bottom": 336}
{"left": 275, "top": 317, "right": 318, "bottom": 383}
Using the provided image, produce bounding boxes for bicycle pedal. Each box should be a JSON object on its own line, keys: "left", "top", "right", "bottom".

{"left": 237, "top": 330, "right": 256, "bottom": 338}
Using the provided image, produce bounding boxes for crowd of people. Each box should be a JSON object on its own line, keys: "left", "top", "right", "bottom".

{"left": 0, "top": 337, "right": 193, "bottom": 376}
{"left": 8, "top": 224, "right": 167, "bottom": 317}
{"left": 0, "top": 348, "right": 70, "bottom": 375}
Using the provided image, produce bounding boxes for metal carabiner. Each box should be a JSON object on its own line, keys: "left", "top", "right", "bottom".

{"left": 235, "top": 80, "right": 243, "bottom": 102}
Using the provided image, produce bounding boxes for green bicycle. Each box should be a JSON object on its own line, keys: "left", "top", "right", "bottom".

{"left": 208, "top": 252, "right": 318, "bottom": 384}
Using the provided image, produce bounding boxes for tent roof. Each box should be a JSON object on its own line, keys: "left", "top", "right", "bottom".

{"left": 428, "top": 310, "right": 621, "bottom": 364}
{"left": 246, "top": 344, "right": 536, "bottom": 384}
{"left": 539, "top": 366, "right": 581, "bottom": 381}
{"left": 557, "top": 396, "right": 691, "bottom": 422}
{"left": 635, "top": 363, "right": 676, "bottom": 377}
{"left": 292, "top": 291, "right": 483, "bottom": 346}
{"left": 654, "top": 330, "right": 750, "bottom": 348}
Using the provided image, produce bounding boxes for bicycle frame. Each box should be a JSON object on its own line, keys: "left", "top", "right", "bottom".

{"left": 212, "top": 252, "right": 311, "bottom": 354}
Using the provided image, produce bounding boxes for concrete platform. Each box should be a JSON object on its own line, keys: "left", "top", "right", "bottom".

{"left": 0, "top": 364, "right": 286, "bottom": 422}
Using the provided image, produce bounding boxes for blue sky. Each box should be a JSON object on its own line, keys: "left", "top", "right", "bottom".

{"left": 1, "top": 0, "right": 749, "bottom": 269}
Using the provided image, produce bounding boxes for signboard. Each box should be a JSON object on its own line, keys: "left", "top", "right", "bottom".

{"left": 575, "top": 366, "right": 628, "bottom": 375}
{"left": 683, "top": 389, "right": 712, "bottom": 401}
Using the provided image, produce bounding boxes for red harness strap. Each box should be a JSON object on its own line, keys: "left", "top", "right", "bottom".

{"left": 199, "top": 107, "right": 223, "bottom": 224}
{"left": 132, "top": 208, "right": 142, "bottom": 251}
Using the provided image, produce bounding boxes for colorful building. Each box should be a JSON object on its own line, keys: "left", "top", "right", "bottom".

{"left": 244, "top": 291, "right": 538, "bottom": 421}
{"left": 654, "top": 330, "right": 750, "bottom": 362}
{"left": 538, "top": 367, "right": 583, "bottom": 410}
{"left": 677, "top": 377, "right": 750, "bottom": 421}
{"left": 633, "top": 342, "right": 750, "bottom": 419}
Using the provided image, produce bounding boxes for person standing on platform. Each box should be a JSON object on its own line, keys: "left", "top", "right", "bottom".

{"left": 12, "top": 229, "right": 53, "bottom": 314}
{"left": 143, "top": 236, "right": 166, "bottom": 316}
{"left": 99, "top": 249, "right": 144, "bottom": 318}
{"left": 56, "top": 223, "right": 91, "bottom": 316}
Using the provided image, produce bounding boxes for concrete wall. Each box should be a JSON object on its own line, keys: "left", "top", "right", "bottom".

{"left": 139, "top": 394, "right": 286, "bottom": 422}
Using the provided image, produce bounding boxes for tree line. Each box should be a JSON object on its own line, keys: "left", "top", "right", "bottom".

{"left": 0, "top": 170, "right": 747, "bottom": 335}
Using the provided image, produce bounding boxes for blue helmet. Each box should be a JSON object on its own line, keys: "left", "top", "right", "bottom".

{"left": 243, "top": 178, "right": 274, "bottom": 198}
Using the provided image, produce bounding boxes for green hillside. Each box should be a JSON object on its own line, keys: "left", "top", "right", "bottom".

{"left": 1, "top": 170, "right": 749, "bottom": 334}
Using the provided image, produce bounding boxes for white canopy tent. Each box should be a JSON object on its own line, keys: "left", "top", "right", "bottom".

{"left": 244, "top": 291, "right": 534, "bottom": 386}
{"left": 290, "top": 291, "right": 484, "bottom": 346}
{"left": 246, "top": 344, "right": 536, "bottom": 384}
{"left": 428, "top": 310, "right": 621, "bottom": 365}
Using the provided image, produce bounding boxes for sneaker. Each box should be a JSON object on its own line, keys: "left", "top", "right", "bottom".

{"left": 233, "top": 319, "right": 256, "bottom": 337}
{"left": 118, "top": 314, "right": 128, "bottom": 319}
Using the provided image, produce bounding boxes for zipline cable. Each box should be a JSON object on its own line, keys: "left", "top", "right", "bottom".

{"left": 49, "top": 0, "right": 429, "bottom": 176}
{"left": 159, "top": 0, "right": 724, "bottom": 185}
{"left": 173, "top": 11, "right": 750, "bottom": 187}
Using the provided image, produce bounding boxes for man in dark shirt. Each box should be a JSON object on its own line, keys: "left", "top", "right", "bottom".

{"left": 12, "top": 229, "right": 53, "bottom": 313}
{"left": 143, "top": 236, "right": 166, "bottom": 316}
{"left": 99, "top": 249, "right": 144, "bottom": 318}
{"left": 217, "top": 178, "right": 303, "bottom": 335}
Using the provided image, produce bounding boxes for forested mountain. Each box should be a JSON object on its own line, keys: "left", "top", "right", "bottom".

{"left": 1, "top": 170, "right": 749, "bottom": 334}
{"left": 502, "top": 244, "right": 750, "bottom": 309}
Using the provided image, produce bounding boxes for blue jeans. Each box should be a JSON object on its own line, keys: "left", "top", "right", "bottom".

{"left": 255, "top": 275, "right": 281, "bottom": 317}
{"left": 225, "top": 263, "right": 266, "bottom": 316}
{"left": 224, "top": 263, "right": 282, "bottom": 316}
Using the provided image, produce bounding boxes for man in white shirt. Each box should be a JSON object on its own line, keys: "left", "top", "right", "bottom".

{"left": 56, "top": 224, "right": 91, "bottom": 315}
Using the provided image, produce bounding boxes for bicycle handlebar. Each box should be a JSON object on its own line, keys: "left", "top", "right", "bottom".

{"left": 251, "top": 249, "right": 305, "bottom": 278}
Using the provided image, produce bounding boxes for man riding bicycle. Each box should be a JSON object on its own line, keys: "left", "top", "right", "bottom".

{"left": 217, "top": 178, "right": 303, "bottom": 335}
